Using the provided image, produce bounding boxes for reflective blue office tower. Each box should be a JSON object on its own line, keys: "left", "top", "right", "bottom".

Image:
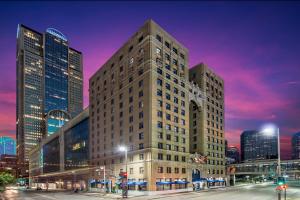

{"left": 17, "top": 25, "right": 83, "bottom": 165}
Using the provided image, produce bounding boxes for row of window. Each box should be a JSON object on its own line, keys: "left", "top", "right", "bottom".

{"left": 157, "top": 142, "right": 186, "bottom": 152}
{"left": 157, "top": 153, "right": 186, "bottom": 162}
{"left": 157, "top": 166, "right": 186, "bottom": 174}
{"left": 155, "top": 34, "right": 185, "bottom": 60}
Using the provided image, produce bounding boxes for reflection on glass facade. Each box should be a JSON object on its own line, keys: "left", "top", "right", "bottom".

{"left": 68, "top": 48, "right": 83, "bottom": 118}
{"left": 17, "top": 24, "right": 83, "bottom": 164}
{"left": 46, "top": 110, "right": 70, "bottom": 136}
{"left": 44, "top": 30, "right": 69, "bottom": 113}
{"left": 292, "top": 132, "right": 300, "bottom": 159}
{"left": 17, "top": 25, "right": 44, "bottom": 162}
{"left": 64, "top": 118, "right": 89, "bottom": 170}
{"left": 241, "top": 130, "right": 278, "bottom": 162}
{"left": 43, "top": 137, "right": 60, "bottom": 173}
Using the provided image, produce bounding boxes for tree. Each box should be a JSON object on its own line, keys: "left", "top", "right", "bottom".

{"left": 0, "top": 172, "right": 15, "bottom": 190}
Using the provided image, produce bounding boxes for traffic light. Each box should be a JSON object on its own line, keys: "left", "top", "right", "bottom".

{"left": 277, "top": 177, "right": 286, "bottom": 186}
{"left": 119, "top": 172, "right": 127, "bottom": 179}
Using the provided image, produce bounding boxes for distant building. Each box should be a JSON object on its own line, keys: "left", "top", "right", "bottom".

{"left": 240, "top": 130, "right": 278, "bottom": 162}
{"left": 0, "top": 136, "right": 16, "bottom": 156}
{"left": 226, "top": 146, "right": 240, "bottom": 164}
{"left": 0, "top": 154, "right": 17, "bottom": 177}
{"left": 292, "top": 132, "right": 300, "bottom": 159}
{"left": 29, "top": 108, "right": 89, "bottom": 190}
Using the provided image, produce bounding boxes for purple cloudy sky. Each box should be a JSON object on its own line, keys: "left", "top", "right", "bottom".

{"left": 0, "top": 1, "right": 299, "bottom": 159}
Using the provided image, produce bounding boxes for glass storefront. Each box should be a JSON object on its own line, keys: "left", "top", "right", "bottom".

{"left": 64, "top": 118, "right": 89, "bottom": 170}
{"left": 43, "top": 137, "right": 60, "bottom": 173}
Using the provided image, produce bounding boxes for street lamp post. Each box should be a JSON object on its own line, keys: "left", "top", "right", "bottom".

{"left": 261, "top": 125, "right": 281, "bottom": 176}
{"left": 261, "top": 124, "right": 282, "bottom": 200}
{"left": 119, "top": 146, "right": 128, "bottom": 198}
{"left": 119, "top": 146, "right": 128, "bottom": 179}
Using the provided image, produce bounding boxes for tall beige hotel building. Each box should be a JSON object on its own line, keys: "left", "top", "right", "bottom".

{"left": 89, "top": 20, "right": 225, "bottom": 191}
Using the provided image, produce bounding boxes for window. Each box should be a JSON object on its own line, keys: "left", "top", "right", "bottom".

{"left": 166, "top": 124, "right": 171, "bottom": 130}
{"left": 166, "top": 134, "right": 171, "bottom": 140}
{"left": 139, "top": 90, "right": 143, "bottom": 97}
{"left": 166, "top": 113, "right": 171, "bottom": 120}
{"left": 166, "top": 73, "right": 171, "bottom": 79}
{"left": 180, "top": 53, "right": 185, "bottom": 59}
{"left": 182, "top": 156, "right": 186, "bottom": 162}
{"left": 157, "top": 68, "right": 163, "bottom": 75}
{"left": 167, "top": 167, "right": 171, "bottom": 173}
{"left": 166, "top": 93, "right": 171, "bottom": 100}
{"left": 166, "top": 103, "right": 171, "bottom": 110}
{"left": 158, "top": 142, "right": 163, "bottom": 149}
{"left": 139, "top": 80, "right": 143, "bottom": 87}
{"left": 174, "top": 87, "right": 178, "bottom": 94}
{"left": 173, "top": 47, "right": 178, "bottom": 54}
{"left": 139, "top": 143, "right": 144, "bottom": 149}
{"left": 158, "top": 132, "right": 163, "bottom": 139}
{"left": 156, "top": 34, "right": 162, "bottom": 42}
{"left": 139, "top": 111, "right": 143, "bottom": 119}
{"left": 158, "top": 153, "right": 163, "bottom": 160}
{"left": 130, "top": 168, "right": 133, "bottom": 174}
{"left": 174, "top": 97, "right": 178, "bottom": 104}
{"left": 175, "top": 168, "right": 179, "bottom": 173}
{"left": 165, "top": 41, "right": 170, "bottom": 48}
{"left": 139, "top": 132, "right": 144, "bottom": 140}
{"left": 166, "top": 83, "right": 171, "bottom": 90}
{"left": 157, "top": 110, "right": 163, "bottom": 117}
{"left": 156, "top": 47, "right": 161, "bottom": 55}
{"left": 157, "top": 78, "right": 162, "bottom": 86}
{"left": 138, "top": 35, "right": 144, "bottom": 43}
{"left": 174, "top": 155, "right": 179, "bottom": 161}
{"left": 167, "top": 154, "right": 171, "bottom": 161}
{"left": 173, "top": 59, "right": 178, "bottom": 66}
{"left": 157, "top": 121, "right": 163, "bottom": 128}
{"left": 165, "top": 64, "right": 171, "bottom": 70}
{"left": 182, "top": 168, "right": 186, "bottom": 174}
{"left": 157, "top": 167, "right": 163, "bottom": 173}
{"left": 166, "top": 144, "right": 171, "bottom": 150}
{"left": 158, "top": 100, "right": 163, "bottom": 107}
{"left": 139, "top": 167, "right": 144, "bottom": 174}
{"left": 157, "top": 89, "right": 162, "bottom": 96}
{"left": 139, "top": 154, "right": 144, "bottom": 160}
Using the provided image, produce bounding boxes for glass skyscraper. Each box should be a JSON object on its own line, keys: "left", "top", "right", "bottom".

{"left": 292, "top": 132, "right": 300, "bottom": 159}
{"left": 0, "top": 136, "right": 16, "bottom": 156}
{"left": 240, "top": 130, "right": 278, "bottom": 162}
{"left": 16, "top": 24, "right": 83, "bottom": 167}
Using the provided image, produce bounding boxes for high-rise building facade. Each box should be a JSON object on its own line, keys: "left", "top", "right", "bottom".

{"left": 0, "top": 136, "right": 16, "bottom": 156}
{"left": 189, "top": 63, "right": 225, "bottom": 178}
{"left": 16, "top": 24, "right": 83, "bottom": 165}
{"left": 89, "top": 20, "right": 190, "bottom": 191}
{"left": 292, "top": 132, "right": 300, "bottom": 159}
{"left": 226, "top": 146, "right": 240, "bottom": 164}
{"left": 240, "top": 130, "right": 278, "bottom": 161}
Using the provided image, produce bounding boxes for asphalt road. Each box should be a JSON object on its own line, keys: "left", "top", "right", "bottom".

{"left": 1, "top": 184, "right": 300, "bottom": 200}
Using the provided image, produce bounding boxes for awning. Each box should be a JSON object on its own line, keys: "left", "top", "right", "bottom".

{"left": 136, "top": 182, "right": 147, "bottom": 186}
{"left": 207, "top": 180, "right": 225, "bottom": 183}
{"left": 174, "top": 181, "right": 189, "bottom": 184}
{"left": 192, "top": 178, "right": 207, "bottom": 182}
{"left": 127, "top": 182, "right": 135, "bottom": 186}
{"left": 156, "top": 181, "right": 174, "bottom": 185}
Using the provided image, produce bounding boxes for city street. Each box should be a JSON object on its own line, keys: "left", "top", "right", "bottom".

{"left": 1, "top": 184, "right": 300, "bottom": 200}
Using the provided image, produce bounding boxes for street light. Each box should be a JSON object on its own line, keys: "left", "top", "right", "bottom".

{"left": 260, "top": 124, "right": 281, "bottom": 176}
{"left": 119, "top": 146, "right": 128, "bottom": 198}
{"left": 118, "top": 146, "right": 128, "bottom": 176}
